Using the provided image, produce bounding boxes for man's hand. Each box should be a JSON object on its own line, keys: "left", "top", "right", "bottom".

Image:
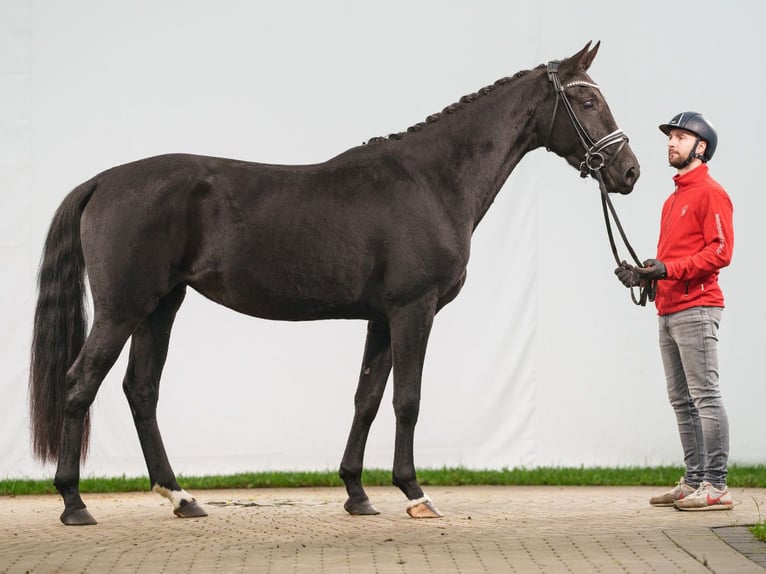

{"left": 614, "top": 261, "right": 641, "bottom": 287}
{"left": 637, "top": 259, "right": 667, "bottom": 280}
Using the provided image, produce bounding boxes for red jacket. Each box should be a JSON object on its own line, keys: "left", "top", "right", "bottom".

{"left": 654, "top": 164, "right": 733, "bottom": 316}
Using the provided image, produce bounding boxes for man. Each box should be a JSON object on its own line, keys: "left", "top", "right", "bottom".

{"left": 616, "top": 111, "right": 734, "bottom": 510}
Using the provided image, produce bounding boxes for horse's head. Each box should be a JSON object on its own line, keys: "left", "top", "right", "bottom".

{"left": 544, "top": 42, "right": 640, "bottom": 194}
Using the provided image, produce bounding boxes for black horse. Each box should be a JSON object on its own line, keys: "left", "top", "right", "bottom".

{"left": 30, "top": 42, "right": 639, "bottom": 525}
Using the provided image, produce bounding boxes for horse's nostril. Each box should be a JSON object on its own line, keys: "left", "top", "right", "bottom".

{"left": 626, "top": 165, "right": 639, "bottom": 183}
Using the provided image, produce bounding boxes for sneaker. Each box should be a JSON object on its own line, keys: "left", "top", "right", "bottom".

{"left": 649, "top": 477, "right": 697, "bottom": 507}
{"left": 674, "top": 481, "right": 733, "bottom": 511}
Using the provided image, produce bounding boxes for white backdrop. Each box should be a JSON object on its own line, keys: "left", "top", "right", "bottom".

{"left": 2, "top": 0, "right": 764, "bottom": 479}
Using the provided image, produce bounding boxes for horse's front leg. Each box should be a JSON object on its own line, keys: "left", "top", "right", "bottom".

{"left": 340, "top": 320, "right": 392, "bottom": 515}
{"left": 389, "top": 300, "right": 443, "bottom": 518}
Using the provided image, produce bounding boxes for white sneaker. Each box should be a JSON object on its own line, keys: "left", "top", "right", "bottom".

{"left": 649, "top": 477, "right": 697, "bottom": 507}
{"left": 674, "top": 481, "right": 733, "bottom": 511}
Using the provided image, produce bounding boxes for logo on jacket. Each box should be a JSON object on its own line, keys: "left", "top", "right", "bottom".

{"left": 680, "top": 205, "right": 688, "bottom": 217}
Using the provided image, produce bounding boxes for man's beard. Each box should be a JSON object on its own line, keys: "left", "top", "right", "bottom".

{"left": 668, "top": 153, "right": 688, "bottom": 168}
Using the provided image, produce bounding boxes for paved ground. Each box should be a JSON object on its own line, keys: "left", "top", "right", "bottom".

{"left": 1, "top": 485, "right": 765, "bottom": 573}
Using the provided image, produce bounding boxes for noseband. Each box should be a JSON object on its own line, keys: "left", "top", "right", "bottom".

{"left": 546, "top": 60, "right": 654, "bottom": 306}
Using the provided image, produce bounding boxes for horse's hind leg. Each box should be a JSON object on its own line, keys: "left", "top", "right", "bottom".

{"left": 122, "top": 285, "right": 206, "bottom": 519}
{"left": 339, "top": 320, "right": 392, "bottom": 515}
{"left": 55, "top": 320, "right": 137, "bottom": 525}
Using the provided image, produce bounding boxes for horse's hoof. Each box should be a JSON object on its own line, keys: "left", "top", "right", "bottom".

{"left": 173, "top": 499, "right": 208, "bottom": 518}
{"left": 406, "top": 499, "right": 443, "bottom": 518}
{"left": 60, "top": 507, "right": 98, "bottom": 526}
{"left": 344, "top": 497, "right": 380, "bottom": 515}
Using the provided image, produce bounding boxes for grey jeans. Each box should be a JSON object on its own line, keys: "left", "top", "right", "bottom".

{"left": 658, "top": 306, "right": 729, "bottom": 488}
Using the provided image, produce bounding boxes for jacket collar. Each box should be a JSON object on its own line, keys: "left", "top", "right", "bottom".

{"left": 673, "top": 163, "right": 709, "bottom": 190}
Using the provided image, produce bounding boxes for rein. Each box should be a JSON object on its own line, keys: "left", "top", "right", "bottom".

{"left": 546, "top": 60, "right": 655, "bottom": 306}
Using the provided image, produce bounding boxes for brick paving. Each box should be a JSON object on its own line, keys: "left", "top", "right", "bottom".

{"left": 1, "top": 485, "right": 765, "bottom": 573}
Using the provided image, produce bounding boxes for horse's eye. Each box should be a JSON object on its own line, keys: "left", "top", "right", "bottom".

{"left": 582, "top": 101, "right": 595, "bottom": 110}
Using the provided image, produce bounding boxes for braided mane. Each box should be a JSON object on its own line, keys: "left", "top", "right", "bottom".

{"left": 365, "top": 66, "right": 539, "bottom": 145}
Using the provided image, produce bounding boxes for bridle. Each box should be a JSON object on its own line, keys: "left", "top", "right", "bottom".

{"left": 546, "top": 60, "right": 628, "bottom": 179}
{"left": 546, "top": 60, "right": 655, "bottom": 306}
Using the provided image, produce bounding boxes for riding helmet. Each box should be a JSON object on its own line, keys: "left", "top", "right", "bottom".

{"left": 659, "top": 112, "right": 718, "bottom": 161}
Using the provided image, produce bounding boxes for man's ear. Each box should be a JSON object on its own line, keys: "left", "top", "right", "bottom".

{"left": 697, "top": 140, "right": 708, "bottom": 155}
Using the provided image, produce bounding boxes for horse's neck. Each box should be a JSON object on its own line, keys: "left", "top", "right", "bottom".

{"left": 410, "top": 72, "right": 548, "bottom": 230}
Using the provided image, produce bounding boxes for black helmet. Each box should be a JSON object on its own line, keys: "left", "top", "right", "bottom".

{"left": 659, "top": 112, "right": 717, "bottom": 161}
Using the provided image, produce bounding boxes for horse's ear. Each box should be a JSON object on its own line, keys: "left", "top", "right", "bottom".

{"left": 576, "top": 41, "right": 601, "bottom": 71}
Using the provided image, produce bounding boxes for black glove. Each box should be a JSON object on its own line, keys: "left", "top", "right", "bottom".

{"left": 614, "top": 261, "right": 641, "bottom": 287}
{"left": 637, "top": 259, "right": 667, "bottom": 280}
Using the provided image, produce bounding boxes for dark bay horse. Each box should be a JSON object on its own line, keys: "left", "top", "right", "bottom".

{"left": 30, "top": 42, "right": 639, "bottom": 525}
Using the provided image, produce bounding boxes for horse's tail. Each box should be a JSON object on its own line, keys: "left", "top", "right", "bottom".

{"left": 29, "top": 177, "right": 99, "bottom": 463}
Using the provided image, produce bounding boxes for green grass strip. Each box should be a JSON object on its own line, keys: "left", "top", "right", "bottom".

{"left": 2, "top": 465, "right": 766, "bottom": 496}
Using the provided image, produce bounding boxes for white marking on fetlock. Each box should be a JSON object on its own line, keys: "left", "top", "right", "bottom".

{"left": 406, "top": 493, "right": 431, "bottom": 509}
{"left": 152, "top": 485, "right": 196, "bottom": 510}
